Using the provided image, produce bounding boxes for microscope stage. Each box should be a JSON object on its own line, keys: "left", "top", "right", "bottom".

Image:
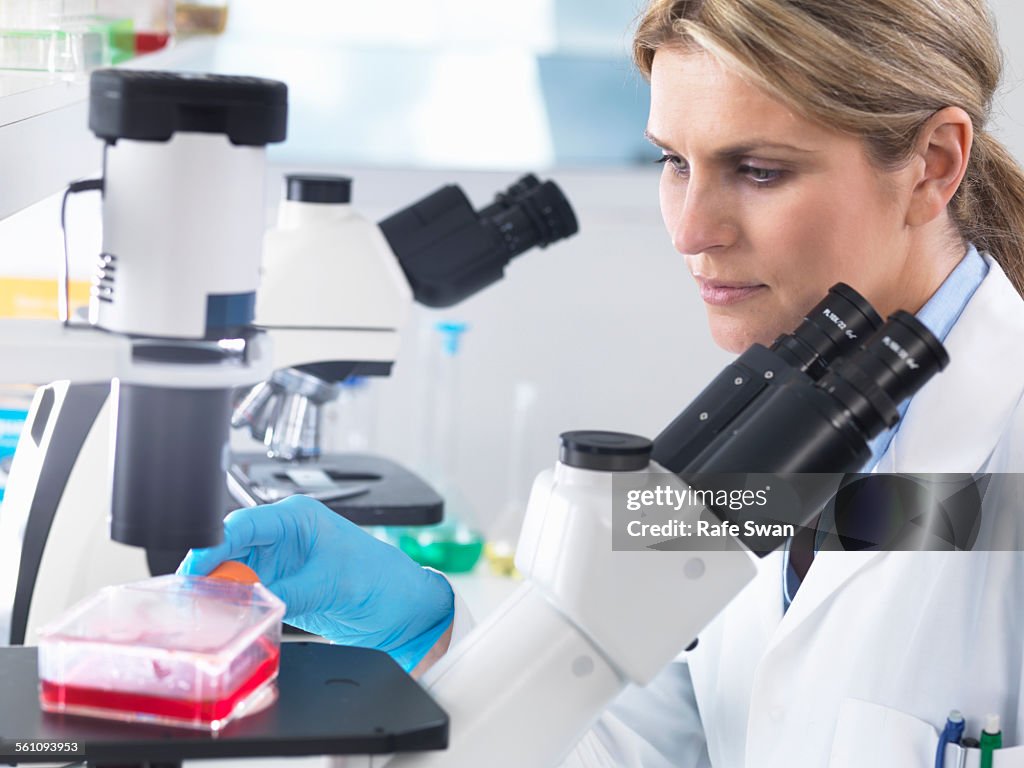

{"left": 230, "top": 452, "right": 444, "bottom": 526}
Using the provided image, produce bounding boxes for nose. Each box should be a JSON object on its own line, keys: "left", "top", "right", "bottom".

{"left": 662, "top": 173, "right": 737, "bottom": 256}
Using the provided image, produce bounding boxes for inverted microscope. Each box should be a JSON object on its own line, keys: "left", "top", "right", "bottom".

{"left": 0, "top": 68, "right": 578, "bottom": 649}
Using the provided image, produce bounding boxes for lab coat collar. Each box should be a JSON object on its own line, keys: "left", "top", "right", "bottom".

{"left": 763, "top": 253, "right": 1024, "bottom": 653}
{"left": 879, "top": 252, "right": 1024, "bottom": 474}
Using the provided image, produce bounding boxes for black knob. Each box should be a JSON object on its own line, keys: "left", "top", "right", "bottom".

{"left": 286, "top": 174, "right": 352, "bottom": 204}
{"left": 559, "top": 431, "right": 652, "bottom": 472}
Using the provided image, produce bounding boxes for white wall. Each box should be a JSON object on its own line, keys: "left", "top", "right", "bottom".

{"left": 989, "top": 0, "right": 1024, "bottom": 159}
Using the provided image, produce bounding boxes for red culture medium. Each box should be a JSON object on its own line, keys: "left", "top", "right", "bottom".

{"left": 40, "top": 646, "right": 279, "bottom": 727}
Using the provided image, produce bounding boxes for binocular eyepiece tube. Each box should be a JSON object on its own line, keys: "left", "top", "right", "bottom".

{"left": 686, "top": 308, "right": 949, "bottom": 476}
{"left": 651, "top": 283, "right": 885, "bottom": 473}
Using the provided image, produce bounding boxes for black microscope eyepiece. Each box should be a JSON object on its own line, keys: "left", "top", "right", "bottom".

{"left": 690, "top": 308, "right": 949, "bottom": 477}
{"left": 818, "top": 310, "right": 950, "bottom": 434}
{"left": 770, "top": 283, "right": 883, "bottom": 379}
{"left": 477, "top": 173, "right": 579, "bottom": 256}
{"left": 651, "top": 282, "right": 884, "bottom": 473}
{"left": 378, "top": 174, "right": 579, "bottom": 308}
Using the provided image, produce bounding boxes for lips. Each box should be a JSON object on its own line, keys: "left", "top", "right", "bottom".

{"left": 695, "top": 278, "right": 767, "bottom": 306}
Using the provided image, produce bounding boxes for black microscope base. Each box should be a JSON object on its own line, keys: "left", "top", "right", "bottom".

{"left": 0, "top": 643, "right": 447, "bottom": 767}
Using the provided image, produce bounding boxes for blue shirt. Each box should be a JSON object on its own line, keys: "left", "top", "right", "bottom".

{"left": 782, "top": 244, "right": 989, "bottom": 610}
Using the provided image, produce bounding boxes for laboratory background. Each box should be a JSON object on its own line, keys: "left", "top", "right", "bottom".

{"left": 1, "top": 0, "right": 1024, "bottom": 607}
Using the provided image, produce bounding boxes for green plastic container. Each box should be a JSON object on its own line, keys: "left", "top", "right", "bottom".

{"left": 394, "top": 521, "right": 483, "bottom": 573}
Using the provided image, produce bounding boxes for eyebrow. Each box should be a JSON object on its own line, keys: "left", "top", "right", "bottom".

{"left": 643, "top": 129, "right": 817, "bottom": 157}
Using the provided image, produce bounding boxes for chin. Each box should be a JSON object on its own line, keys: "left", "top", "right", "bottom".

{"left": 706, "top": 300, "right": 800, "bottom": 353}
{"left": 707, "top": 314, "right": 775, "bottom": 354}
{"left": 708, "top": 322, "right": 756, "bottom": 354}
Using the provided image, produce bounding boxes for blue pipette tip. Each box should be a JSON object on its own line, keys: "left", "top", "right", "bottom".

{"left": 339, "top": 375, "right": 367, "bottom": 389}
{"left": 436, "top": 321, "right": 469, "bottom": 356}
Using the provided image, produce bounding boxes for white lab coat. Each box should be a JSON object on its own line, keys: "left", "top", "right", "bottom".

{"left": 556, "top": 252, "right": 1024, "bottom": 767}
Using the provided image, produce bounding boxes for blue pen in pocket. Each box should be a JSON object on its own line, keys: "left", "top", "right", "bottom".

{"left": 937, "top": 710, "right": 965, "bottom": 768}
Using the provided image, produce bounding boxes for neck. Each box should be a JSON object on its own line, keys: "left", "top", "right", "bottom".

{"left": 884, "top": 218, "right": 966, "bottom": 316}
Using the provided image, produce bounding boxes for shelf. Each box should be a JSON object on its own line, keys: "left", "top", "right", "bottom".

{"left": 0, "top": 38, "right": 220, "bottom": 221}
{"left": 0, "top": 71, "right": 96, "bottom": 220}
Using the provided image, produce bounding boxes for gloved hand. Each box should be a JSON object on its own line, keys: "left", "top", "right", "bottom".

{"left": 177, "top": 495, "right": 454, "bottom": 672}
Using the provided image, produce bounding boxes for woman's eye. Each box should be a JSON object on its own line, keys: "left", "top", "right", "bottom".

{"left": 656, "top": 154, "right": 688, "bottom": 177}
{"left": 740, "top": 164, "right": 783, "bottom": 184}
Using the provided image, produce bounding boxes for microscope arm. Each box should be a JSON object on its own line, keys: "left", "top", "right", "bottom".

{"left": 0, "top": 321, "right": 176, "bottom": 642}
{"left": 0, "top": 382, "right": 110, "bottom": 646}
{"left": 0, "top": 320, "right": 131, "bottom": 385}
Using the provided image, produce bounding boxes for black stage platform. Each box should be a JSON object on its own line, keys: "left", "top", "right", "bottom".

{"left": 0, "top": 643, "right": 448, "bottom": 767}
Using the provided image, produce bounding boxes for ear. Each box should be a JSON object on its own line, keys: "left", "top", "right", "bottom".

{"left": 905, "top": 106, "right": 973, "bottom": 227}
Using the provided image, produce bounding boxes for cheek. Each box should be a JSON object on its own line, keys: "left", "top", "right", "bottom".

{"left": 780, "top": 196, "right": 896, "bottom": 306}
{"left": 753, "top": 189, "right": 876, "bottom": 311}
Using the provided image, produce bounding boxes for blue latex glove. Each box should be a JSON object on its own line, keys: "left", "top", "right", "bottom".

{"left": 177, "top": 495, "right": 454, "bottom": 672}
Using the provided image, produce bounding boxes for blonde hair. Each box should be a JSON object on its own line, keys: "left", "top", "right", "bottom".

{"left": 633, "top": 0, "right": 1024, "bottom": 297}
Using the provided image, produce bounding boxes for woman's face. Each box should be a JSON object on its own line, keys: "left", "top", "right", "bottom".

{"left": 649, "top": 48, "right": 923, "bottom": 352}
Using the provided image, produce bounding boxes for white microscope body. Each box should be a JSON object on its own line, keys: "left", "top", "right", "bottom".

{"left": 257, "top": 183, "right": 412, "bottom": 372}
{"left": 94, "top": 132, "right": 266, "bottom": 339}
{"left": 387, "top": 286, "right": 951, "bottom": 767}
{"left": 389, "top": 449, "right": 758, "bottom": 768}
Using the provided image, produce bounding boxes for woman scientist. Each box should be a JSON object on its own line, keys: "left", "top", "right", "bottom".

{"left": 180, "top": 0, "right": 1024, "bottom": 764}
